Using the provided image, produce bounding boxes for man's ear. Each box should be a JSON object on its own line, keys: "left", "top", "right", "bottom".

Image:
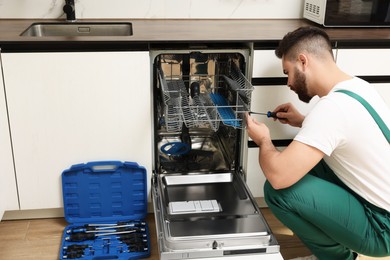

{"left": 298, "top": 54, "right": 308, "bottom": 70}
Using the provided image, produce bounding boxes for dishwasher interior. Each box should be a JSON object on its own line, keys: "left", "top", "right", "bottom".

{"left": 151, "top": 49, "right": 279, "bottom": 259}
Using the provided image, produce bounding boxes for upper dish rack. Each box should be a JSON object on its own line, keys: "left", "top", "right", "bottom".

{"left": 158, "top": 64, "right": 254, "bottom": 132}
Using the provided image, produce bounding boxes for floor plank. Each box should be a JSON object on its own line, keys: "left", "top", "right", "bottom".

{"left": 0, "top": 210, "right": 388, "bottom": 260}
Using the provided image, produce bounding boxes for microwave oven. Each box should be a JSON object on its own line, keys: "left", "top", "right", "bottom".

{"left": 303, "top": 0, "right": 390, "bottom": 27}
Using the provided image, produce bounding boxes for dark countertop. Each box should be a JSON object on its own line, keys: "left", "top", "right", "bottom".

{"left": 0, "top": 19, "right": 389, "bottom": 51}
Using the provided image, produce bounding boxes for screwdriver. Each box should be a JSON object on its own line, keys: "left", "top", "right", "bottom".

{"left": 250, "top": 111, "right": 278, "bottom": 118}
{"left": 65, "top": 229, "right": 138, "bottom": 242}
{"left": 86, "top": 220, "right": 146, "bottom": 227}
{"left": 67, "top": 223, "right": 144, "bottom": 234}
{"left": 63, "top": 244, "right": 90, "bottom": 252}
{"left": 66, "top": 226, "right": 116, "bottom": 234}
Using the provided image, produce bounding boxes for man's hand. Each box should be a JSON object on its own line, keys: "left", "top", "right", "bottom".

{"left": 273, "top": 103, "right": 305, "bottom": 128}
{"left": 246, "top": 113, "right": 271, "bottom": 147}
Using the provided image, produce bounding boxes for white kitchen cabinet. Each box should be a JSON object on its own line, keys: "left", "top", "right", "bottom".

{"left": 0, "top": 52, "right": 19, "bottom": 219}
{"left": 252, "top": 49, "right": 285, "bottom": 78}
{"left": 2, "top": 51, "right": 152, "bottom": 210}
{"left": 249, "top": 50, "right": 290, "bottom": 198}
{"left": 336, "top": 49, "right": 390, "bottom": 76}
{"left": 336, "top": 48, "right": 390, "bottom": 105}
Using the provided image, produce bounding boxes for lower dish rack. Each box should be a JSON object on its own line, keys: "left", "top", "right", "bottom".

{"left": 158, "top": 64, "right": 253, "bottom": 132}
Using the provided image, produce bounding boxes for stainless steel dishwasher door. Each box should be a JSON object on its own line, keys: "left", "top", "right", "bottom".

{"left": 161, "top": 172, "right": 270, "bottom": 239}
{"left": 152, "top": 172, "right": 279, "bottom": 258}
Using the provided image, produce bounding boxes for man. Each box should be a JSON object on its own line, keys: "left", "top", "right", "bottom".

{"left": 246, "top": 26, "right": 390, "bottom": 259}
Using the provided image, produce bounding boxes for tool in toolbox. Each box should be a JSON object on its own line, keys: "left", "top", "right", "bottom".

{"left": 67, "top": 220, "right": 146, "bottom": 233}
{"left": 60, "top": 161, "right": 150, "bottom": 260}
{"left": 65, "top": 229, "right": 145, "bottom": 242}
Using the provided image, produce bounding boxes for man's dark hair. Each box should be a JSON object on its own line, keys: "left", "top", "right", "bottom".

{"left": 275, "top": 26, "right": 333, "bottom": 61}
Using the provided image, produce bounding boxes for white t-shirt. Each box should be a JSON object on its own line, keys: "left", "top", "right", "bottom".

{"left": 294, "top": 77, "right": 390, "bottom": 212}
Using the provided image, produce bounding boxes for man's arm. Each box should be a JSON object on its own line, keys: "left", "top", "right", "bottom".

{"left": 258, "top": 140, "right": 324, "bottom": 189}
{"left": 246, "top": 113, "right": 324, "bottom": 189}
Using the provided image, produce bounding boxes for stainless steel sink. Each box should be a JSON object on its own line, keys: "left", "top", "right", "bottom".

{"left": 20, "top": 22, "right": 133, "bottom": 37}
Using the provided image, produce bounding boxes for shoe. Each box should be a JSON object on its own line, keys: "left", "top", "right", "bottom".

{"left": 289, "top": 255, "right": 318, "bottom": 260}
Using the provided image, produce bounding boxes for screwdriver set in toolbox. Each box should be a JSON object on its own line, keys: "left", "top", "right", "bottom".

{"left": 60, "top": 161, "right": 150, "bottom": 260}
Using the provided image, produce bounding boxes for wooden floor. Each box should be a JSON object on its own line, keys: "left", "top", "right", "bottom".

{"left": 0, "top": 208, "right": 388, "bottom": 260}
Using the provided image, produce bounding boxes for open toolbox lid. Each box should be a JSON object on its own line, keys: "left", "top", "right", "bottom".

{"left": 62, "top": 161, "right": 147, "bottom": 224}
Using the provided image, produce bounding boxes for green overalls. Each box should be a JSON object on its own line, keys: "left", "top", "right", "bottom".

{"left": 264, "top": 161, "right": 390, "bottom": 259}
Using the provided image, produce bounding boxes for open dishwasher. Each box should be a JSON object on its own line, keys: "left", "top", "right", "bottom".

{"left": 151, "top": 47, "right": 280, "bottom": 259}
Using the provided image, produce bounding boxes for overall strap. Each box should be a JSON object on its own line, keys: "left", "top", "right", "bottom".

{"left": 335, "top": 89, "right": 390, "bottom": 143}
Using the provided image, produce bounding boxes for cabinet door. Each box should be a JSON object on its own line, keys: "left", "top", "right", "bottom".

{"left": 336, "top": 48, "right": 390, "bottom": 106}
{"left": 2, "top": 52, "right": 152, "bottom": 210}
{"left": 0, "top": 53, "right": 19, "bottom": 218}
{"left": 336, "top": 49, "right": 390, "bottom": 76}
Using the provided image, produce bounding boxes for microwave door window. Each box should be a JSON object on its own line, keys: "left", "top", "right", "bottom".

{"left": 372, "top": 0, "right": 390, "bottom": 23}
{"left": 325, "top": 0, "right": 390, "bottom": 26}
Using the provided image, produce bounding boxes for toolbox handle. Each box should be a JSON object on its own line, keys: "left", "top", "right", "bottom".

{"left": 67, "top": 161, "right": 143, "bottom": 174}
{"left": 85, "top": 161, "right": 123, "bottom": 173}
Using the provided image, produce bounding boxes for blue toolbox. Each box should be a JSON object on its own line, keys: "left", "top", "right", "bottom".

{"left": 60, "top": 161, "right": 150, "bottom": 260}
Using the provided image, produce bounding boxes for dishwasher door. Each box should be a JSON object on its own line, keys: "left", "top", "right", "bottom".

{"left": 152, "top": 171, "right": 280, "bottom": 259}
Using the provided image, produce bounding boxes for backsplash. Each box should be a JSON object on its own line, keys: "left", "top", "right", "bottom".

{"left": 0, "top": 0, "right": 303, "bottom": 19}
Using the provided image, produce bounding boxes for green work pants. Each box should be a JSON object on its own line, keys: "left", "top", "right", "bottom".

{"left": 264, "top": 160, "right": 390, "bottom": 260}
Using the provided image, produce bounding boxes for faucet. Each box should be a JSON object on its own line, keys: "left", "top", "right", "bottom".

{"left": 63, "top": 0, "right": 76, "bottom": 22}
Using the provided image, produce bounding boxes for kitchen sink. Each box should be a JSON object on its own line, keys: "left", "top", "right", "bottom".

{"left": 20, "top": 22, "right": 133, "bottom": 37}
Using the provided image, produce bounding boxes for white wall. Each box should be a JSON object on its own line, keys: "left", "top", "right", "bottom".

{"left": 0, "top": 0, "right": 304, "bottom": 19}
